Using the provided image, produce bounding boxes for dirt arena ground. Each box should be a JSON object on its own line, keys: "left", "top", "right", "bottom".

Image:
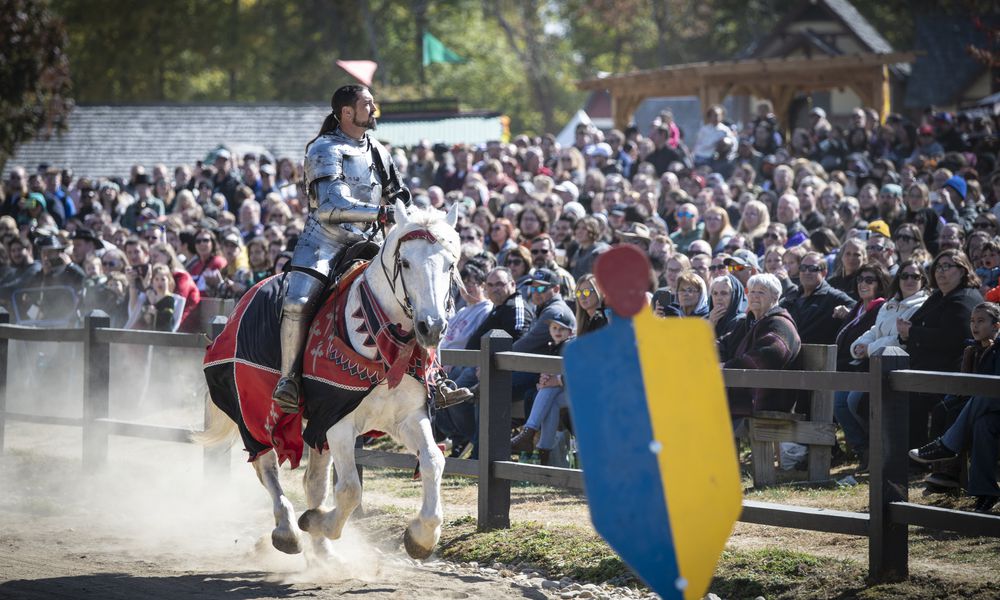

{"left": 0, "top": 423, "right": 546, "bottom": 600}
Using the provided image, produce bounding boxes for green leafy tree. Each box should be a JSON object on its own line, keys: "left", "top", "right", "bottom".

{"left": 0, "top": 0, "right": 73, "bottom": 168}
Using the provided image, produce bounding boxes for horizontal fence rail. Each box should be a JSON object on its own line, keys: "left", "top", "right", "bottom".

{"left": 889, "top": 370, "right": 1000, "bottom": 397}
{"left": 740, "top": 500, "right": 871, "bottom": 537}
{"left": 92, "top": 328, "right": 210, "bottom": 349}
{"left": 3, "top": 317, "right": 1000, "bottom": 586}
{"left": 0, "top": 325, "right": 86, "bottom": 343}
{"left": 888, "top": 502, "right": 1000, "bottom": 538}
{"left": 0, "top": 309, "right": 225, "bottom": 476}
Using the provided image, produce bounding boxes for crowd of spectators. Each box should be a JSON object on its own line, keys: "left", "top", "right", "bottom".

{"left": 2, "top": 98, "right": 998, "bottom": 511}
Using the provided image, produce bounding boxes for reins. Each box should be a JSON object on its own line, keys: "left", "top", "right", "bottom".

{"left": 376, "top": 225, "right": 455, "bottom": 322}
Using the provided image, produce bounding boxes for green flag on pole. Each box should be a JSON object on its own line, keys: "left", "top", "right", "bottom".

{"left": 422, "top": 32, "right": 464, "bottom": 66}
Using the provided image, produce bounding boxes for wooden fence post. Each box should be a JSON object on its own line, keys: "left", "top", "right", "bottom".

{"left": 83, "top": 310, "right": 111, "bottom": 471}
{"left": 478, "top": 329, "right": 512, "bottom": 531}
{"left": 807, "top": 344, "right": 838, "bottom": 482}
{"left": 203, "top": 316, "right": 230, "bottom": 479}
{"left": 0, "top": 308, "right": 9, "bottom": 454}
{"left": 868, "top": 346, "right": 910, "bottom": 583}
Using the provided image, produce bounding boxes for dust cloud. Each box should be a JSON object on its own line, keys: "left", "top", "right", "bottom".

{"left": 0, "top": 340, "right": 387, "bottom": 584}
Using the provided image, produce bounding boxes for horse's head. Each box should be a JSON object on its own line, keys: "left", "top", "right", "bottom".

{"left": 383, "top": 199, "right": 461, "bottom": 348}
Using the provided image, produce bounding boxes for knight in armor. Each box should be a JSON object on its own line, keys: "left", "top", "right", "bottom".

{"left": 272, "top": 85, "right": 407, "bottom": 411}
{"left": 273, "top": 85, "right": 471, "bottom": 413}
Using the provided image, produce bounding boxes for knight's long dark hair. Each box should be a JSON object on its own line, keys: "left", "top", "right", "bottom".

{"left": 306, "top": 84, "right": 368, "bottom": 152}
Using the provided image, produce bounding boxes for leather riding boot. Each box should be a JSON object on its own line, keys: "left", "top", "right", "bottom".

{"left": 273, "top": 306, "right": 309, "bottom": 413}
{"left": 510, "top": 426, "right": 537, "bottom": 454}
{"left": 273, "top": 271, "right": 325, "bottom": 413}
{"left": 538, "top": 449, "right": 552, "bottom": 466}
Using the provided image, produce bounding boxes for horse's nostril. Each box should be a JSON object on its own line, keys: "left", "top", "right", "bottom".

{"left": 417, "top": 321, "right": 430, "bottom": 337}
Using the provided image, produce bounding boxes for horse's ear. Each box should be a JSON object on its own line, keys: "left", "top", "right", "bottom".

{"left": 445, "top": 203, "right": 459, "bottom": 228}
{"left": 394, "top": 198, "right": 410, "bottom": 228}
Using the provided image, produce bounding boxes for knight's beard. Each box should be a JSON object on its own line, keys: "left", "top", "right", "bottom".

{"left": 354, "top": 116, "right": 377, "bottom": 130}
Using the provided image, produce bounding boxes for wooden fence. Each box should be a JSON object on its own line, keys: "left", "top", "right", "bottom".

{"left": 0, "top": 310, "right": 228, "bottom": 477}
{"left": 1, "top": 313, "right": 998, "bottom": 584}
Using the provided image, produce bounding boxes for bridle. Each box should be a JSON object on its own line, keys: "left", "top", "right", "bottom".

{"left": 378, "top": 226, "right": 458, "bottom": 321}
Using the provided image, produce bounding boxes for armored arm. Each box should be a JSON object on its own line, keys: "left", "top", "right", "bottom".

{"left": 306, "top": 135, "right": 382, "bottom": 226}
{"left": 312, "top": 178, "right": 382, "bottom": 224}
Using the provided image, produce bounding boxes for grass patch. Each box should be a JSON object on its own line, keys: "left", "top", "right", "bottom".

{"left": 438, "top": 519, "right": 640, "bottom": 586}
{"left": 712, "top": 548, "right": 847, "bottom": 598}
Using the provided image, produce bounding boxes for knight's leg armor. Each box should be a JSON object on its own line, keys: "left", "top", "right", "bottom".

{"left": 273, "top": 270, "right": 327, "bottom": 412}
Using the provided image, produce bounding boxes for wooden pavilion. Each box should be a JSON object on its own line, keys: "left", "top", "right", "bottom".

{"left": 577, "top": 52, "right": 915, "bottom": 130}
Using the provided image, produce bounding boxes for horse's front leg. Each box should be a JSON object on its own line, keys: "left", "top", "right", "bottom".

{"left": 301, "top": 445, "right": 335, "bottom": 559}
{"left": 398, "top": 411, "right": 444, "bottom": 560}
{"left": 252, "top": 450, "right": 302, "bottom": 554}
{"left": 298, "top": 419, "right": 361, "bottom": 541}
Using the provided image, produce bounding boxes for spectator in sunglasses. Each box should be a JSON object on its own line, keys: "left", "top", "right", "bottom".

{"left": 780, "top": 251, "right": 856, "bottom": 344}
{"left": 763, "top": 222, "right": 787, "bottom": 250}
{"left": 866, "top": 235, "right": 898, "bottom": 275}
{"left": 893, "top": 223, "right": 931, "bottom": 266}
{"left": 574, "top": 274, "right": 608, "bottom": 336}
{"left": 503, "top": 245, "right": 534, "bottom": 301}
{"left": 530, "top": 234, "right": 575, "bottom": 298}
{"left": 972, "top": 213, "right": 998, "bottom": 237}
{"left": 851, "top": 259, "right": 930, "bottom": 361}
{"left": 668, "top": 202, "right": 703, "bottom": 253}
{"left": 902, "top": 200, "right": 940, "bottom": 248}
{"left": 832, "top": 262, "right": 891, "bottom": 470}
{"left": 897, "top": 250, "right": 983, "bottom": 450}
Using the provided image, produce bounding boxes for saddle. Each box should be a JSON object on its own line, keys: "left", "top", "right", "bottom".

{"left": 330, "top": 240, "right": 380, "bottom": 284}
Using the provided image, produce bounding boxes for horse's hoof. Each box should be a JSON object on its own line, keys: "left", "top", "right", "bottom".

{"left": 298, "top": 508, "right": 322, "bottom": 533}
{"left": 403, "top": 527, "right": 434, "bottom": 560}
{"left": 272, "top": 528, "right": 302, "bottom": 555}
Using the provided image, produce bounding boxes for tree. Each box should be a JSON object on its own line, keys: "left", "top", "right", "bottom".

{"left": 0, "top": 0, "right": 72, "bottom": 169}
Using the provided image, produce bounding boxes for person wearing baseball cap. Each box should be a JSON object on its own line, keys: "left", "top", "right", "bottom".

{"left": 724, "top": 249, "right": 760, "bottom": 290}
{"left": 867, "top": 219, "right": 891, "bottom": 239}
{"left": 553, "top": 180, "right": 579, "bottom": 204}
{"left": 510, "top": 285, "right": 578, "bottom": 464}
{"left": 513, "top": 268, "right": 575, "bottom": 355}
{"left": 875, "top": 181, "right": 906, "bottom": 233}
{"left": 910, "top": 124, "right": 944, "bottom": 162}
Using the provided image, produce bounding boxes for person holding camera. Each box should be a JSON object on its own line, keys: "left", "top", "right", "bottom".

{"left": 125, "top": 263, "right": 185, "bottom": 332}
{"left": 17, "top": 235, "right": 85, "bottom": 324}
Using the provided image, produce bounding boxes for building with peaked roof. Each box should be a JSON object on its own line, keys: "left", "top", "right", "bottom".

{"left": 905, "top": 13, "right": 997, "bottom": 111}
{"left": 576, "top": 0, "right": 920, "bottom": 134}
{"left": 738, "top": 0, "right": 911, "bottom": 125}
{"left": 5, "top": 103, "right": 504, "bottom": 179}
{"left": 742, "top": 0, "right": 897, "bottom": 58}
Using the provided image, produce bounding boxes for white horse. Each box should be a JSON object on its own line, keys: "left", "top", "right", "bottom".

{"left": 199, "top": 199, "right": 459, "bottom": 561}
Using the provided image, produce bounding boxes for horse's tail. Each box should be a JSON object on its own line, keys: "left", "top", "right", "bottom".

{"left": 191, "top": 395, "right": 239, "bottom": 448}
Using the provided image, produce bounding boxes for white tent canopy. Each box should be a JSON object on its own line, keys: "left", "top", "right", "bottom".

{"left": 556, "top": 109, "right": 593, "bottom": 148}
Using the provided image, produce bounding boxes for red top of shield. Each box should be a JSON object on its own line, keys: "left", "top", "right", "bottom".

{"left": 594, "top": 245, "right": 652, "bottom": 318}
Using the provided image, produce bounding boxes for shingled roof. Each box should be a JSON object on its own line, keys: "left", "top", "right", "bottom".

{"left": 741, "top": 0, "right": 904, "bottom": 75}
{"left": 904, "top": 14, "right": 993, "bottom": 109}
{"left": 6, "top": 103, "right": 504, "bottom": 179}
